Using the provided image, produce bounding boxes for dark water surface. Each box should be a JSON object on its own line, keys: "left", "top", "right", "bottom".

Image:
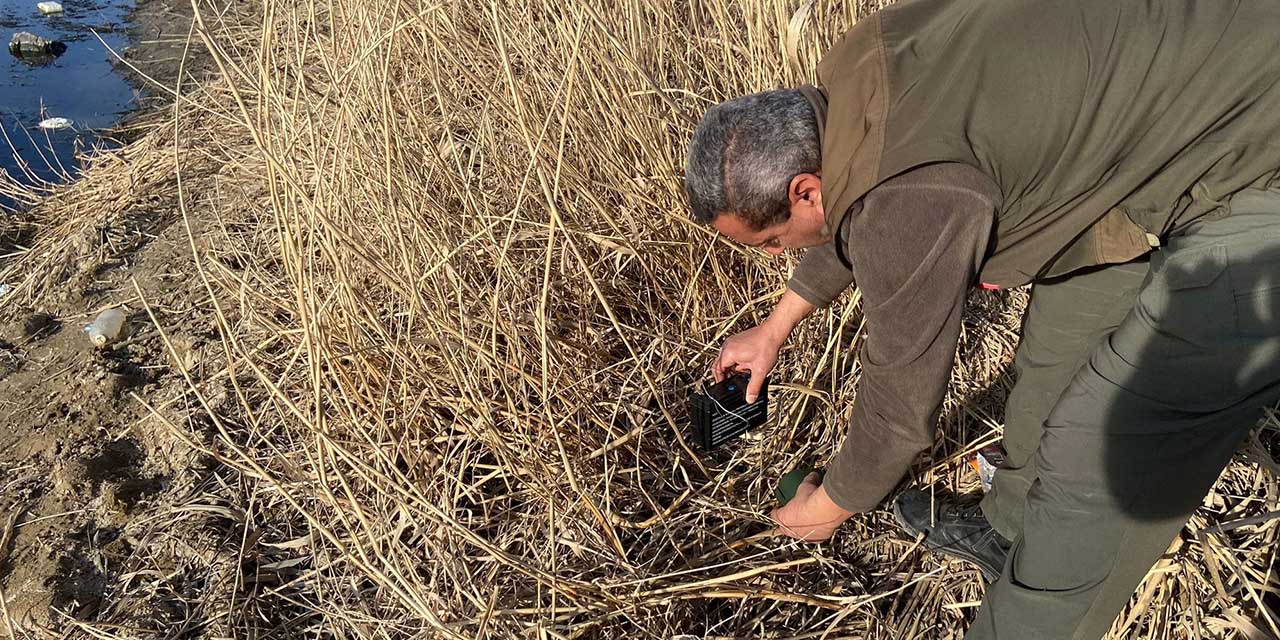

{"left": 0, "top": 0, "right": 135, "bottom": 203}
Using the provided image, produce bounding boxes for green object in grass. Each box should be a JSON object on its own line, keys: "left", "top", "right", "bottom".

{"left": 775, "top": 467, "right": 820, "bottom": 505}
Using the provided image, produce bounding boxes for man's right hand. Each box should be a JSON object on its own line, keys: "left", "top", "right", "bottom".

{"left": 713, "top": 288, "right": 817, "bottom": 402}
{"left": 713, "top": 321, "right": 787, "bottom": 403}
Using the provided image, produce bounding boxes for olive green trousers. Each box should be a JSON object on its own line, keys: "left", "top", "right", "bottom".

{"left": 970, "top": 189, "right": 1280, "bottom": 639}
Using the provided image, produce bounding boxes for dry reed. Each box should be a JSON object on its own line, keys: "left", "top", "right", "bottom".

{"left": 2, "top": 0, "right": 1277, "bottom": 637}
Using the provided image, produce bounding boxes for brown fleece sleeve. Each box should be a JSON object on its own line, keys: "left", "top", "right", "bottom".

{"left": 787, "top": 204, "right": 858, "bottom": 307}
{"left": 822, "top": 163, "right": 999, "bottom": 513}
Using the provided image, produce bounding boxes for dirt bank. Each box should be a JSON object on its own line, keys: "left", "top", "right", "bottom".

{"left": 0, "top": 0, "right": 249, "bottom": 633}
{"left": 118, "top": 0, "right": 217, "bottom": 111}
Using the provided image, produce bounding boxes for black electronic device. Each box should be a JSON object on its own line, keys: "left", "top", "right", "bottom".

{"left": 688, "top": 374, "right": 770, "bottom": 451}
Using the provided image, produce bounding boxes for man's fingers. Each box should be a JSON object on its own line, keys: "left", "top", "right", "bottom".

{"left": 793, "top": 475, "right": 819, "bottom": 501}
{"left": 716, "top": 351, "right": 747, "bottom": 384}
{"left": 767, "top": 509, "right": 792, "bottom": 538}
{"left": 712, "top": 348, "right": 734, "bottom": 382}
{"left": 745, "top": 369, "right": 765, "bottom": 403}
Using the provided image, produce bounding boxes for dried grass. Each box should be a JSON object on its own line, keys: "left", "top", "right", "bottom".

{"left": 2, "top": 0, "right": 1278, "bottom": 637}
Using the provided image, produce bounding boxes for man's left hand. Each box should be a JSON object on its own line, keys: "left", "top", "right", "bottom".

{"left": 770, "top": 472, "right": 855, "bottom": 542}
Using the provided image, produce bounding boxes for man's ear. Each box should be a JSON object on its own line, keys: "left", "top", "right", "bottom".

{"left": 788, "top": 174, "right": 819, "bottom": 203}
{"left": 788, "top": 173, "right": 823, "bottom": 209}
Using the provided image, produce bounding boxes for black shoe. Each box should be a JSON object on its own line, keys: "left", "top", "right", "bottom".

{"left": 892, "top": 489, "right": 1011, "bottom": 583}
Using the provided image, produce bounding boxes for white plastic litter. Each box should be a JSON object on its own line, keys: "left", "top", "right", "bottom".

{"left": 85, "top": 308, "right": 126, "bottom": 347}
{"left": 36, "top": 2, "right": 63, "bottom": 14}
{"left": 975, "top": 451, "right": 996, "bottom": 492}
{"left": 0, "top": 284, "right": 11, "bottom": 297}
{"left": 38, "top": 117, "right": 72, "bottom": 130}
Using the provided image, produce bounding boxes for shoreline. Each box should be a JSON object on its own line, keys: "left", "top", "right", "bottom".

{"left": 0, "top": 0, "right": 225, "bottom": 631}
{"left": 112, "top": 0, "right": 213, "bottom": 137}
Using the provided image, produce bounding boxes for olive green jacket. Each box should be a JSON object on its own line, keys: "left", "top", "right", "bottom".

{"left": 813, "top": 0, "right": 1280, "bottom": 287}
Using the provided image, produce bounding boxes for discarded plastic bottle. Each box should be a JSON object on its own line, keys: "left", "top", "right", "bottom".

{"left": 85, "top": 308, "right": 126, "bottom": 347}
{"left": 8, "top": 31, "right": 66, "bottom": 61}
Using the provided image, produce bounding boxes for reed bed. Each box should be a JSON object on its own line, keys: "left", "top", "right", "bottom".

{"left": 3, "top": 0, "right": 1277, "bottom": 637}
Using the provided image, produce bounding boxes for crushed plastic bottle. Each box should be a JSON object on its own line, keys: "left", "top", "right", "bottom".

{"left": 85, "top": 308, "right": 126, "bottom": 347}
{"left": 974, "top": 452, "right": 996, "bottom": 492}
{"left": 970, "top": 442, "right": 1009, "bottom": 492}
{"left": 36, "top": 2, "right": 63, "bottom": 14}
{"left": 38, "top": 117, "right": 72, "bottom": 130}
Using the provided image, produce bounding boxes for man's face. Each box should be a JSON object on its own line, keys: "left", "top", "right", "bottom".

{"left": 710, "top": 172, "right": 828, "bottom": 255}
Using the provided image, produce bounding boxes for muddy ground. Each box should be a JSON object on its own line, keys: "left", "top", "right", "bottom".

{"left": 0, "top": 0, "right": 251, "bottom": 634}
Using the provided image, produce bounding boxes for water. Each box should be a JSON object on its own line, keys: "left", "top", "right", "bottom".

{"left": 0, "top": 0, "right": 135, "bottom": 203}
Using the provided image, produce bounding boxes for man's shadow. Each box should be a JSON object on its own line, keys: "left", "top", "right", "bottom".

{"left": 988, "top": 229, "right": 1280, "bottom": 632}
{"left": 1093, "top": 240, "right": 1280, "bottom": 523}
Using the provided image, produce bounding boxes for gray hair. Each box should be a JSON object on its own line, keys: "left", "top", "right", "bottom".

{"left": 684, "top": 89, "right": 820, "bottom": 230}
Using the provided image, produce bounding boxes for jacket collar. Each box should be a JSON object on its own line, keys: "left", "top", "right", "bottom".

{"left": 797, "top": 84, "right": 836, "bottom": 236}
{"left": 798, "top": 84, "right": 828, "bottom": 145}
{"left": 809, "top": 14, "right": 889, "bottom": 236}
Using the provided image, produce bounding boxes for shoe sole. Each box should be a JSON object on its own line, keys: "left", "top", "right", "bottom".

{"left": 892, "top": 499, "right": 1000, "bottom": 583}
